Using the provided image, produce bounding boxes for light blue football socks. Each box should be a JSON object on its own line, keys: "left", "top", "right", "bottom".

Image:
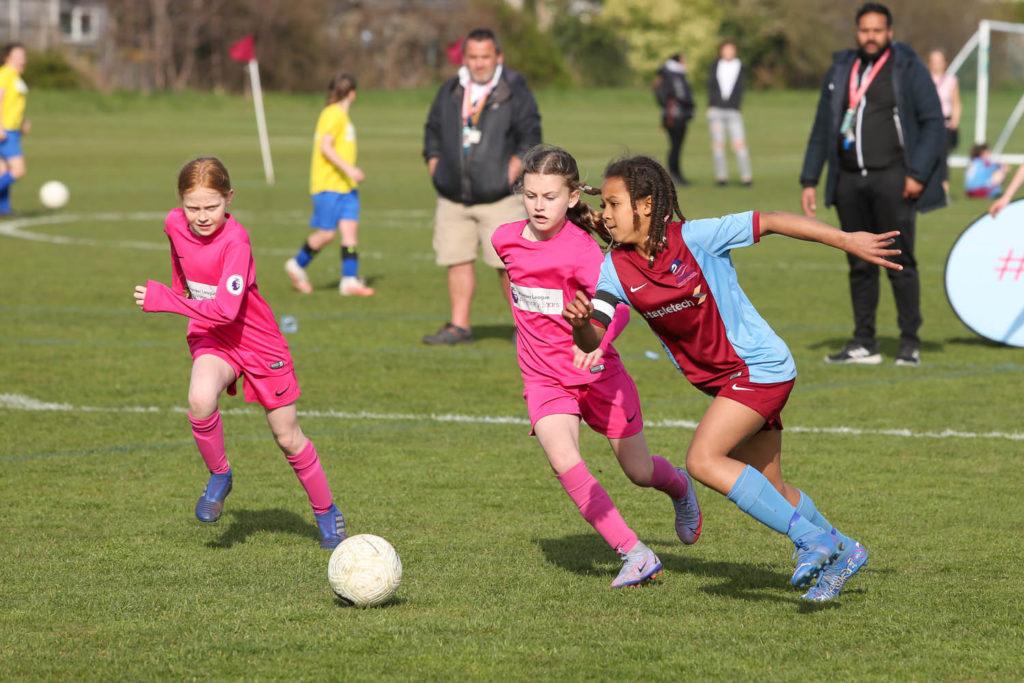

{"left": 796, "top": 490, "right": 853, "bottom": 549}
{"left": 726, "top": 465, "right": 821, "bottom": 541}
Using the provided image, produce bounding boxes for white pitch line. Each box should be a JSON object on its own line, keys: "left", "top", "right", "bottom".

{"left": 2, "top": 392, "right": 1022, "bottom": 442}
{"left": 0, "top": 211, "right": 435, "bottom": 260}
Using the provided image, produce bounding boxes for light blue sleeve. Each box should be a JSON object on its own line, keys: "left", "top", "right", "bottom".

{"left": 595, "top": 252, "right": 629, "bottom": 305}
{"left": 683, "top": 211, "right": 758, "bottom": 256}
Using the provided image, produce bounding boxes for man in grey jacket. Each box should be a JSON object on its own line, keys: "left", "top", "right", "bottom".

{"left": 422, "top": 28, "right": 542, "bottom": 345}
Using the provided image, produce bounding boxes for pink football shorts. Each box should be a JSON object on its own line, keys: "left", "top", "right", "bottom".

{"left": 709, "top": 376, "right": 795, "bottom": 431}
{"left": 189, "top": 340, "right": 301, "bottom": 411}
{"left": 524, "top": 369, "right": 643, "bottom": 439}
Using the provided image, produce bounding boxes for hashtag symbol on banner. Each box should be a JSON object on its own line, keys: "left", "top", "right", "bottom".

{"left": 994, "top": 249, "right": 1024, "bottom": 281}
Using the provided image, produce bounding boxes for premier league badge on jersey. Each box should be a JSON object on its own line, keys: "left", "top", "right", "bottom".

{"left": 946, "top": 200, "right": 1024, "bottom": 347}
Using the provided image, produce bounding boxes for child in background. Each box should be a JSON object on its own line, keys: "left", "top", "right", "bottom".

{"left": 491, "top": 145, "right": 702, "bottom": 589}
{"left": 135, "top": 157, "right": 346, "bottom": 549}
{"left": 0, "top": 43, "right": 29, "bottom": 215}
{"left": 965, "top": 144, "right": 1008, "bottom": 199}
{"left": 285, "top": 73, "right": 374, "bottom": 296}
{"left": 564, "top": 156, "right": 900, "bottom": 601}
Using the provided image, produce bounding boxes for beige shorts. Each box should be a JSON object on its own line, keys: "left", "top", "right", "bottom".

{"left": 433, "top": 194, "right": 525, "bottom": 268}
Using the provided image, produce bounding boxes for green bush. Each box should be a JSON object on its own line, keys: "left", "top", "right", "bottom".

{"left": 493, "top": 2, "right": 573, "bottom": 88}
{"left": 24, "top": 51, "right": 84, "bottom": 89}
{"left": 551, "top": 13, "right": 633, "bottom": 87}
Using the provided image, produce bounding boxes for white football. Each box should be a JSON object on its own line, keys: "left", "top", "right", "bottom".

{"left": 39, "top": 180, "right": 69, "bottom": 209}
{"left": 328, "top": 534, "right": 402, "bottom": 607}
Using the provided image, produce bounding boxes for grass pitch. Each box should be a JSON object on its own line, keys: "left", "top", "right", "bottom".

{"left": 1, "top": 87, "right": 1023, "bottom": 681}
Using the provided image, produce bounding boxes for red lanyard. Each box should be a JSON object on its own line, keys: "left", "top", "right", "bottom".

{"left": 847, "top": 49, "right": 891, "bottom": 112}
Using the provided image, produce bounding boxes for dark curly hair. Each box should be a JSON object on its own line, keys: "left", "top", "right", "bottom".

{"left": 517, "top": 144, "right": 608, "bottom": 243}
{"left": 602, "top": 155, "right": 684, "bottom": 263}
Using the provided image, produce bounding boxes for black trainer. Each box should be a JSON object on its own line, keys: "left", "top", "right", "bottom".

{"left": 894, "top": 343, "right": 921, "bottom": 367}
{"left": 825, "top": 342, "right": 882, "bottom": 365}
{"left": 422, "top": 322, "right": 473, "bottom": 345}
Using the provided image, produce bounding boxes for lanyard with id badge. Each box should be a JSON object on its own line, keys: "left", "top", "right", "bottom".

{"left": 840, "top": 49, "right": 891, "bottom": 150}
{"left": 461, "top": 82, "right": 496, "bottom": 154}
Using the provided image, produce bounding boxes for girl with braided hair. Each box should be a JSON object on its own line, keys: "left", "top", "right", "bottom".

{"left": 491, "top": 145, "right": 703, "bottom": 589}
{"left": 564, "top": 155, "right": 901, "bottom": 601}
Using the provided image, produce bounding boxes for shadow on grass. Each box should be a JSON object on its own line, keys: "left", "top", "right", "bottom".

{"left": 471, "top": 324, "right": 515, "bottom": 342}
{"left": 536, "top": 533, "right": 848, "bottom": 608}
{"left": 333, "top": 595, "right": 409, "bottom": 609}
{"left": 205, "top": 507, "right": 317, "bottom": 549}
{"left": 807, "top": 336, "right": 944, "bottom": 355}
{"left": 944, "top": 335, "right": 1006, "bottom": 348}
{"left": 322, "top": 274, "right": 382, "bottom": 291}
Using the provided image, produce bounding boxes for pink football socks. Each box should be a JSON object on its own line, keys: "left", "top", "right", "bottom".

{"left": 286, "top": 440, "right": 334, "bottom": 515}
{"left": 557, "top": 460, "right": 638, "bottom": 554}
{"left": 189, "top": 411, "right": 230, "bottom": 475}
{"left": 649, "top": 455, "right": 688, "bottom": 499}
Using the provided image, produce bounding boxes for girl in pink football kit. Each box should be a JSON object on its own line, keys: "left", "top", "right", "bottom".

{"left": 133, "top": 157, "right": 345, "bottom": 549}
{"left": 491, "top": 145, "right": 702, "bottom": 588}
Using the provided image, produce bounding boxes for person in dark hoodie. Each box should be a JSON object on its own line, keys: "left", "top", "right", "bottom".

{"left": 422, "top": 28, "right": 542, "bottom": 345}
{"left": 800, "top": 2, "right": 945, "bottom": 368}
{"left": 706, "top": 40, "right": 752, "bottom": 187}
{"left": 654, "top": 53, "right": 695, "bottom": 185}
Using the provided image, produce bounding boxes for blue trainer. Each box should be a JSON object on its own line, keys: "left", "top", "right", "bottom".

{"left": 672, "top": 467, "right": 703, "bottom": 545}
{"left": 802, "top": 532, "right": 869, "bottom": 602}
{"left": 315, "top": 504, "right": 347, "bottom": 550}
{"left": 195, "top": 470, "right": 232, "bottom": 523}
{"left": 790, "top": 528, "right": 840, "bottom": 587}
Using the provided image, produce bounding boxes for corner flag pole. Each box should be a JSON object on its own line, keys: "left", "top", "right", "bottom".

{"left": 247, "top": 59, "right": 275, "bottom": 185}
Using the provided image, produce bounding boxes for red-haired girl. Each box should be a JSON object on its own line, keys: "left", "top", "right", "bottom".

{"left": 134, "top": 157, "right": 345, "bottom": 549}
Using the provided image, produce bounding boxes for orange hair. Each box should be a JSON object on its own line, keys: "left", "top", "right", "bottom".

{"left": 177, "top": 157, "right": 232, "bottom": 198}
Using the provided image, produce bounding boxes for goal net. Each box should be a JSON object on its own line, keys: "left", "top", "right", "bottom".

{"left": 947, "top": 20, "right": 1024, "bottom": 167}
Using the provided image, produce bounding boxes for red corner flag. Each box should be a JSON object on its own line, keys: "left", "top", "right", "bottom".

{"left": 229, "top": 35, "right": 256, "bottom": 63}
{"left": 445, "top": 39, "right": 463, "bottom": 66}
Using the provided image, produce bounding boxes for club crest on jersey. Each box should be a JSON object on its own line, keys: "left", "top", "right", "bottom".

{"left": 670, "top": 258, "right": 697, "bottom": 286}
{"left": 226, "top": 275, "right": 244, "bottom": 296}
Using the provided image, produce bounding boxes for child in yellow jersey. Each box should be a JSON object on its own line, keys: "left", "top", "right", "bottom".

{"left": 0, "top": 43, "right": 28, "bottom": 216}
{"left": 285, "top": 73, "right": 374, "bottom": 296}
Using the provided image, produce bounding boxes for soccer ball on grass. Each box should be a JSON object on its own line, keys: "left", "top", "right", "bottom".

{"left": 328, "top": 534, "right": 402, "bottom": 607}
{"left": 39, "top": 180, "right": 69, "bottom": 210}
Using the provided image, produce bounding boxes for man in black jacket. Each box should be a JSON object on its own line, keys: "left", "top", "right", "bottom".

{"left": 422, "top": 28, "right": 542, "bottom": 345}
{"left": 654, "top": 53, "right": 695, "bottom": 185}
{"left": 800, "top": 2, "right": 945, "bottom": 367}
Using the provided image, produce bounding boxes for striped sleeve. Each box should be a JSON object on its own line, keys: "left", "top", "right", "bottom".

{"left": 592, "top": 253, "right": 629, "bottom": 328}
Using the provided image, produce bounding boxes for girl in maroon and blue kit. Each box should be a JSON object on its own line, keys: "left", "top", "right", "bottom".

{"left": 564, "top": 156, "right": 900, "bottom": 601}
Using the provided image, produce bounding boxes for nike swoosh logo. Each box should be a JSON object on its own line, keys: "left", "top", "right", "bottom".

{"left": 629, "top": 284, "right": 647, "bottom": 293}
{"left": 626, "top": 412, "right": 638, "bottom": 423}
{"left": 731, "top": 383, "right": 755, "bottom": 392}
{"left": 275, "top": 386, "right": 290, "bottom": 397}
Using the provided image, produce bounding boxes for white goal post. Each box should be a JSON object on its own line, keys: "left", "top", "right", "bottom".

{"left": 947, "top": 19, "right": 1024, "bottom": 167}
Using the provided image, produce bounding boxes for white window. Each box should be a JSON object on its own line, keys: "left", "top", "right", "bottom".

{"left": 59, "top": 5, "right": 100, "bottom": 44}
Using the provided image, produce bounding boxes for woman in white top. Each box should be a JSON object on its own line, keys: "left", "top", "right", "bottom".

{"left": 929, "top": 49, "right": 960, "bottom": 193}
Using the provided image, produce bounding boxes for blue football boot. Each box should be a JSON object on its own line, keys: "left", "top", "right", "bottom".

{"left": 790, "top": 528, "right": 841, "bottom": 588}
{"left": 195, "top": 470, "right": 232, "bottom": 523}
{"left": 802, "top": 531, "right": 869, "bottom": 602}
{"left": 672, "top": 468, "right": 703, "bottom": 545}
{"left": 315, "top": 504, "right": 347, "bottom": 550}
